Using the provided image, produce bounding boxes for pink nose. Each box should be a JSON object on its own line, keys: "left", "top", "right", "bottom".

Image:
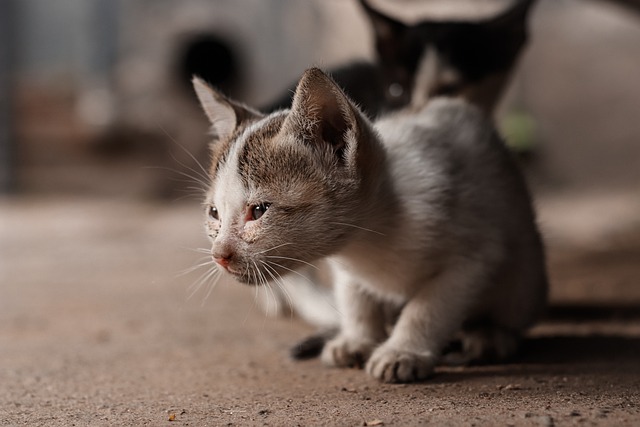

{"left": 213, "top": 252, "right": 233, "bottom": 268}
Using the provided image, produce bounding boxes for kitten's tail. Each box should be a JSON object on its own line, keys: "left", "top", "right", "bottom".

{"left": 290, "top": 328, "right": 338, "bottom": 360}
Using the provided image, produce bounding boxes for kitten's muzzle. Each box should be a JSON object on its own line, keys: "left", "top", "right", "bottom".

{"left": 212, "top": 251, "right": 234, "bottom": 269}
{"left": 213, "top": 254, "right": 244, "bottom": 278}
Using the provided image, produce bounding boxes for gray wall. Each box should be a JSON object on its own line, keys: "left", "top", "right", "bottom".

{"left": 13, "top": 0, "right": 118, "bottom": 81}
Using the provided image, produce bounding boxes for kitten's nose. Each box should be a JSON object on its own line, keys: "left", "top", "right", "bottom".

{"left": 212, "top": 251, "right": 233, "bottom": 268}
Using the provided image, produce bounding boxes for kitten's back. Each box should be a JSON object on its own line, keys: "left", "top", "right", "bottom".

{"left": 377, "top": 98, "right": 547, "bottom": 329}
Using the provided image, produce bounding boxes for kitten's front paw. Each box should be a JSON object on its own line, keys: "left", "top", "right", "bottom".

{"left": 366, "top": 345, "right": 435, "bottom": 383}
{"left": 321, "top": 335, "right": 376, "bottom": 369}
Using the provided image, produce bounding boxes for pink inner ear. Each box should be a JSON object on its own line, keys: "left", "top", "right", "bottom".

{"left": 209, "top": 103, "right": 237, "bottom": 140}
{"left": 292, "top": 70, "right": 356, "bottom": 151}
{"left": 193, "top": 77, "right": 237, "bottom": 139}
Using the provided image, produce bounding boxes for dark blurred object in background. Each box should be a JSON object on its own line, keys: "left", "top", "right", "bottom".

{"left": 0, "top": 0, "right": 16, "bottom": 194}
{"left": 177, "top": 33, "right": 239, "bottom": 97}
{"left": 262, "top": 61, "right": 384, "bottom": 117}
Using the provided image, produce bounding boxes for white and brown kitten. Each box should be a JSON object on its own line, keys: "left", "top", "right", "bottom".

{"left": 193, "top": 68, "right": 547, "bottom": 383}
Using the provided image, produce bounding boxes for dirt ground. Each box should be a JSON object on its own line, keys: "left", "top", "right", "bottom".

{"left": 1, "top": 196, "right": 639, "bottom": 427}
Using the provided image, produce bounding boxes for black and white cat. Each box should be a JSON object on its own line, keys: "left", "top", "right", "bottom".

{"left": 193, "top": 67, "right": 547, "bottom": 382}
{"left": 263, "top": 0, "right": 535, "bottom": 117}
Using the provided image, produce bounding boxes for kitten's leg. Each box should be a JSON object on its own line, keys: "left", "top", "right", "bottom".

{"left": 441, "top": 259, "right": 546, "bottom": 366}
{"left": 366, "top": 261, "right": 486, "bottom": 383}
{"left": 321, "top": 280, "right": 387, "bottom": 369}
{"left": 440, "top": 326, "right": 521, "bottom": 366}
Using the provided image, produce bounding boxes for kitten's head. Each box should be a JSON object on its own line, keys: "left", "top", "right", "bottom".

{"left": 193, "top": 69, "right": 383, "bottom": 285}
{"left": 359, "top": 0, "right": 534, "bottom": 112}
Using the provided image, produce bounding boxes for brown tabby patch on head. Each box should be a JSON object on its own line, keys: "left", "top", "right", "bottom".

{"left": 235, "top": 113, "right": 341, "bottom": 216}
{"left": 236, "top": 114, "right": 287, "bottom": 187}
{"left": 208, "top": 114, "right": 264, "bottom": 178}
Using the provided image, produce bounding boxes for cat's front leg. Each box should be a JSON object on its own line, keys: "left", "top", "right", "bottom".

{"left": 321, "top": 278, "right": 387, "bottom": 369}
{"left": 366, "top": 261, "right": 485, "bottom": 383}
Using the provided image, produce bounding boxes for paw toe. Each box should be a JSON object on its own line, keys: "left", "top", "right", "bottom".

{"left": 367, "top": 347, "right": 434, "bottom": 383}
{"left": 321, "top": 336, "right": 375, "bottom": 369}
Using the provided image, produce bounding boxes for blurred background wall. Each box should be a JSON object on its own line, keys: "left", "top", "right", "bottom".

{"left": 2, "top": 0, "right": 372, "bottom": 197}
{"left": 1, "top": 0, "right": 639, "bottom": 201}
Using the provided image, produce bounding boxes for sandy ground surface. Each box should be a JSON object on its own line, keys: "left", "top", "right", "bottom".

{"left": 1, "top": 196, "right": 639, "bottom": 426}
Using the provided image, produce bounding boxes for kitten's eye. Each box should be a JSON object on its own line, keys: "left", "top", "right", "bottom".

{"left": 208, "top": 206, "right": 219, "bottom": 221}
{"left": 250, "top": 203, "right": 271, "bottom": 221}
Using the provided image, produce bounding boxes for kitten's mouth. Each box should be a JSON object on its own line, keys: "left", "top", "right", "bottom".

{"left": 222, "top": 266, "right": 258, "bottom": 286}
{"left": 224, "top": 265, "right": 240, "bottom": 275}
{"left": 220, "top": 262, "right": 288, "bottom": 287}
{"left": 231, "top": 271, "right": 260, "bottom": 286}
{"left": 223, "top": 266, "right": 246, "bottom": 280}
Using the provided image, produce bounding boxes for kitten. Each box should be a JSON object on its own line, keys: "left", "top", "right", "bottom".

{"left": 262, "top": 0, "right": 535, "bottom": 116}
{"left": 193, "top": 68, "right": 547, "bottom": 383}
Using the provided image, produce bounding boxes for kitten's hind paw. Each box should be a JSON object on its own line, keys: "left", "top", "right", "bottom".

{"left": 440, "top": 328, "right": 520, "bottom": 366}
{"left": 321, "top": 335, "right": 377, "bottom": 369}
{"left": 366, "top": 346, "right": 435, "bottom": 383}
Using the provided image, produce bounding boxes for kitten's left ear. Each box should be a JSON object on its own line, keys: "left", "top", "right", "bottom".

{"left": 283, "top": 68, "right": 359, "bottom": 161}
{"left": 192, "top": 76, "right": 262, "bottom": 141}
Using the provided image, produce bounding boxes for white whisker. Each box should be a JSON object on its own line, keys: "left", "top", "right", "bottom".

{"left": 259, "top": 262, "right": 284, "bottom": 317}
{"left": 171, "top": 193, "right": 206, "bottom": 203}
{"left": 329, "top": 221, "right": 385, "bottom": 236}
{"left": 187, "top": 266, "right": 219, "bottom": 301}
{"left": 260, "top": 261, "right": 294, "bottom": 318}
{"left": 175, "top": 257, "right": 213, "bottom": 278}
{"left": 265, "top": 260, "right": 317, "bottom": 287}
{"left": 186, "top": 265, "right": 212, "bottom": 295}
{"left": 251, "top": 260, "right": 268, "bottom": 317}
{"left": 156, "top": 122, "right": 212, "bottom": 186}
{"left": 143, "top": 165, "right": 209, "bottom": 190}
{"left": 201, "top": 270, "right": 221, "bottom": 306}
{"left": 168, "top": 150, "right": 212, "bottom": 189}
{"left": 264, "top": 255, "right": 319, "bottom": 270}
{"left": 255, "top": 242, "right": 295, "bottom": 255}
{"left": 179, "top": 247, "right": 211, "bottom": 255}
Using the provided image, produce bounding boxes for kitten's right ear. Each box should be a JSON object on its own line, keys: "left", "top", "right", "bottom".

{"left": 283, "top": 68, "right": 359, "bottom": 156}
{"left": 192, "top": 76, "right": 261, "bottom": 141}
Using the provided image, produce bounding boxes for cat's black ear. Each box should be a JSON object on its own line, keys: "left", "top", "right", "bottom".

{"left": 284, "top": 68, "right": 359, "bottom": 160}
{"left": 192, "top": 76, "right": 262, "bottom": 141}
{"left": 487, "top": 0, "right": 535, "bottom": 33}
{"left": 358, "top": 0, "right": 405, "bottom": 43}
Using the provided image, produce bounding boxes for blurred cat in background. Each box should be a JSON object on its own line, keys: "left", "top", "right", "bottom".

{"left": 264, "top": 0, "right": 535, "bottom": 117}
